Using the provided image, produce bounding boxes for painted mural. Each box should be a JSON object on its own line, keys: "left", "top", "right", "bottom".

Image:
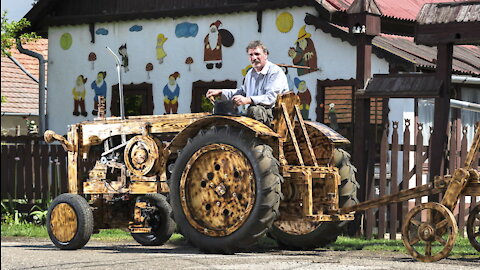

{"left": 294, "top": 77, "right": 311, "bottom": 119}
{"left": 96, "top": 28, "right": 109, "bottom": 35}
{"left": 276, "top": 12, "right": 293, "bottom": 33}
{"left": 60, "top": 33, "right": 72, "bottom": 50}
{"left": 280, "top": 66, "right": 295, "bottom": 91}
{"left": 91, "top": 71, "right": 107, "bottom": 116}
{"left": 88, "top": 52, "right": 97, "bottom": 70}
{"left": 129, "top": 25, "right": 143, "bottom": 32}
{"left": 175, "top": 22, "right": 199, "bottom": 38}
{"left": 156, "top": 34, "right": 168, "bottom": 64}
{"left": 185, "top": 57, "right": 194, "bottom": 71}
{"left": 118, "top": 44, "right": 129, "bottom": 72}
{"left": 288, "top": 26, "right": 318, "bottom": 76}
{"left": 72, "top": 75, "right": 88, "bottom": 117}
{"left": 146, "top": 63, "right": 153, "bottom": 79}
{"left": 163, "top": 72, "right": 181, "bottom": 114}
{"left": 44, "top": 6, "right": 391, "bottom": 136}
{"left": 204, "top": 20, "right": 234, "bottom": 69}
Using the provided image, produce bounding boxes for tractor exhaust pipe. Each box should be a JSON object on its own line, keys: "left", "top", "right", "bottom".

{"left": 106, "top": 46, "right": 125, "bottom": 120}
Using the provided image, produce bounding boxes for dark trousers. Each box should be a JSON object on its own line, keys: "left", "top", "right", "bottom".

{"left": 246, "top": 105, "right": 273, "bottom": 126}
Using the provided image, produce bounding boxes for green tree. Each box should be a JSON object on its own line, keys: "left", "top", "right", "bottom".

{"left": 1, "top": 10, "right": 39, "bottom": 56}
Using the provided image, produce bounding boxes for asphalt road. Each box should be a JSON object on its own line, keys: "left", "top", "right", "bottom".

{"left": 1, "top": 237, "right": 479, "bottom": 270}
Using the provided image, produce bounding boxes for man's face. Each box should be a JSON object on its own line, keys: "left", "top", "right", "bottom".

{"left": 248, "top": 47, "right": 267, "bottom": 72}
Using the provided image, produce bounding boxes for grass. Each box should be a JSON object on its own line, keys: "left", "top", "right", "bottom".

{"left": 1, "top": 223, "right": 478, "bottom": 259}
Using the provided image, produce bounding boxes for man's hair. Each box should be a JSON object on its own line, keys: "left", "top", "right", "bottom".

{"left": 246, "top": 40, "right": 269, "bottom": 55}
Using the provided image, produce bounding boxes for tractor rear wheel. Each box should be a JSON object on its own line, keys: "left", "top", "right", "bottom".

{"left": 131, "top": 193, "right": 176, "bottom": 246}
{"left": 46, "top": 193, "right": 94, "bottom": 250}
{"left": 268, "top": 148, "right": 358, "bottom": 249}
{"left": 170, "top": 126, "right": 282, "bottom": 253}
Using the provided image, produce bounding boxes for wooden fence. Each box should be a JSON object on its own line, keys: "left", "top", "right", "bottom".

{"left": 1, "top": 136, "right": 68, "bottom": 211}
{"left": 363, "top": 120, "right": 479, "bottom": 239}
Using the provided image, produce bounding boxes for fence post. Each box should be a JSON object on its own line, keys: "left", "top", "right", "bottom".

{"left": 401, "top": 119, "right": 411, "bottom": 222}
{"left": 377, "top": 123, "right": 388, "bottom": 239}
{"left": 389, "top": 121, "right": 399, "bottom": 240}
{"left": 415, "top": 123, "right": 423, "bottom": 207}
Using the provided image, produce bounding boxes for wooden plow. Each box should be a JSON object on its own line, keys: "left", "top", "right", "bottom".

{"left": 341, "top": 124, "right": 480, "bottom": 262}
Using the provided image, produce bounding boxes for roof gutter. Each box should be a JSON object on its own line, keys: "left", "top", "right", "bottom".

{"left": 1, "top": 112, "right": 39, "bottom": 117}
{"left": 451, "top": 75, "right": 480, "bottom": 85}
{"left": 16, "top": 39, "right": 47, "bottom": 135}
{"left": 6, "top": 54, "right": 39, "bottom": 84}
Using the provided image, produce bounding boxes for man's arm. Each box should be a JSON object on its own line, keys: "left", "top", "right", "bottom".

{"left": 206, "top": 85, "right": 245, "bottom": 100}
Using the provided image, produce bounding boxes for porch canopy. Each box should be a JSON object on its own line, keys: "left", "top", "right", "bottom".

{"left": 362, "top": 73, "right": 443, "bottom": 98}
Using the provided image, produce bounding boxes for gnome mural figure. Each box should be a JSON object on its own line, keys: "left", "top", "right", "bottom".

{"left": 288, "top": 25, "right": 317, "bottom": 76}
{"left": 118, "top": 44, "right": 129, "bottom": 72}
{"left": 156, "top": 34, "right": 168, "bottom": 64}
{"left": 294, "top": 77, "right": 312, "bottom": 119}
{"left": 91, "top": 71, "right": 107, "bottom": 116}
{"left": 281, "top": 66, "right": 295, "bottom": 92}
{"left": 203, "top": 20, "right": 234, "bottom": 69}
{"left": 163, "top": 72, "right": 181, "bottom": 114}
{"left": 72, "top": 75, "right": 88, "bottom": 117}
{"left": 204, "top": 20, "right": 223, "bottom": 69}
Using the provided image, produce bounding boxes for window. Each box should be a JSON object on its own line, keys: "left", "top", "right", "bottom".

{"left": 191, "top": 80, "right": 237, "bottom": 113}
{"left": 111, "top": 83, "right": 153, "bottom": 116}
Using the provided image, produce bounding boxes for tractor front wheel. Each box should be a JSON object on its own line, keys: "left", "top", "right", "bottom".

{"left": 46, "top": 193, "right": 94, "bottom": 250}
{"left": 131, "top": 193, "right": 176, "bottom": 246}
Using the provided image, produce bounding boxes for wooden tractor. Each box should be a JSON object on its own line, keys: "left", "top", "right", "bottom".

{"left": 44, "top": 92, "right": 358, "bottom": 253}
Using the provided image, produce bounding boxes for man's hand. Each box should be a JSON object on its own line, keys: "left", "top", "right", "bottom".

{"left": 206, "top": 89, "right": 222, "bottom": 98}
{"left": 232, "top": 95, "right": 252, "bottom": 106}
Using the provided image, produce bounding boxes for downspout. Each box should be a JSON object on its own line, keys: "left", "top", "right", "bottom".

{"left": 16, "top": 39, "right": 47, "bottom": 135}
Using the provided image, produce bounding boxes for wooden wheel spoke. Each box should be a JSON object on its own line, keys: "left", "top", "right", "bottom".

{"left": 410, "top": 219, "right": 421, "bottom": 227}
{"left": 409, "top": 236, "right": 420, "bottom": 246}
{"left": 425, "top": 241, "right": 432, "bottom": 256}
{"left": 436, "top": 219, "right": 448, "bottom": 230}
{"left": 435, "top": 235, "right": 447, "bottom": 246}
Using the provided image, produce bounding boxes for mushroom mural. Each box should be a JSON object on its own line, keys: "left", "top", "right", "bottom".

{"left": 88, "top": 52, "right": 97, "bottom": 70}
{"left": 145, "top": 63, "right": 153, "bottom": 79}
{"left": 185, "top": 57, "right": 193, "bottom": 71}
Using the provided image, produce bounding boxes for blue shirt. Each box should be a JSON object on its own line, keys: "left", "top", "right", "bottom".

{"left": 222, "top": 61, "right": 289, "bottom": 108}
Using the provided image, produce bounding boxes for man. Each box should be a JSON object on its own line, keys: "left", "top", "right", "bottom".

{"left": 206, "top": 40, "right": 289, "bottom": 126}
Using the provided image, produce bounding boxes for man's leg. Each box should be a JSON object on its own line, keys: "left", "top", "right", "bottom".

{"left": 246, "top": 105, "right": 273, "bottom": 126}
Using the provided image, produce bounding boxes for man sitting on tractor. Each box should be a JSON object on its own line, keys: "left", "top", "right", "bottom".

{"left": 206, "top": 40, "right": 289, "bottom": 126}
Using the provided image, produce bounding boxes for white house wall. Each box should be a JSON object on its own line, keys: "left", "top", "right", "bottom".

{"left": 46, "top": 6, "right": 390, "bottom": 135}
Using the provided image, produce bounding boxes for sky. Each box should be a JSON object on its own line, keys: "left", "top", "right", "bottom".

{"left": 1, "top": 0, "right": 36, "bottom": 21}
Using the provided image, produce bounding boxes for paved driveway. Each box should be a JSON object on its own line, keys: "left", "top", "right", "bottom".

{"left": 1, "top": 237, "right": 479, "bottom": 270}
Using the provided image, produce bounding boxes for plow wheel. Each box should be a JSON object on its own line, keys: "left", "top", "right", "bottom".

{"left": 170, "top": 126, "right": 282, "bottom": 253}
{"left": 46, "top": 194, "right": 93, "bottom": 250}
{"left": 131, "top": 194, "right": 176, "bottom": 246}
{"left": 268, "top": 148, "right": 359, "bottom": 249}
{"left": 401, "top": 202, "right": 457, "bottom": 262}
{"left": 467, "top": 204, "right": 480, "bottom": 252}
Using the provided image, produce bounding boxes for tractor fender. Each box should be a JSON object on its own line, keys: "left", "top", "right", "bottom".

{"left": 167, "top": 115, "right": 280, "bottom": 153}
{"left": 282, "top": 120, "right": 350, "bottom": 166}
{"left": 303, "top": 121, "right": 350, "bottom": 145}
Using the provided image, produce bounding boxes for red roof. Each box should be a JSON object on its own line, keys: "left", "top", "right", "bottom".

{"left": 324, "top": 0, "right": 470, "bottom": 20}
{"left": 1, "top": 39, "right": 48, "bottom": 115}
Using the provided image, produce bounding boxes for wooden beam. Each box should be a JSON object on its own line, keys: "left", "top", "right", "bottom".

{"left": 281, "top": 103, "right": 304, "bottom": 166}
